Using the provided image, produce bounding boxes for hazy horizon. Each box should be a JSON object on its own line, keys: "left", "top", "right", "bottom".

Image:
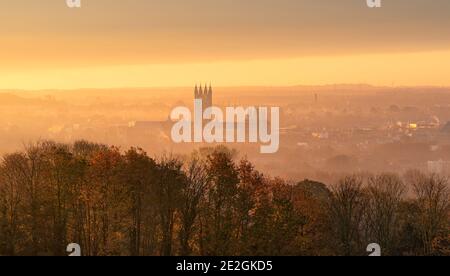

{"left": 2, "top": 83, "right": 450, "bottom": 92}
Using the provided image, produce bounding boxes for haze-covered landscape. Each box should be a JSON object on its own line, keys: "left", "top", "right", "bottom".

{"left": 2, "top": 85, "right": 450, "bottom": 183}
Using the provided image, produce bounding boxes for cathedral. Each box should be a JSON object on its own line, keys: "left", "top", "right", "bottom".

{"left": 194, "top": 84, "right": 213, "bottom": 111}
{"left": 130, "top": 85, "right": 213, "bottom": 130}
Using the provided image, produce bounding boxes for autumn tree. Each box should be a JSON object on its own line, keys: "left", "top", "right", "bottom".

{"left": 81, "top": 146, "right": 123, "bottom": 255}
{"left": 178, "top": 154, "right": 209, "bottom": 256}
{"left": 120, "top": 148, "right": 157, "bottom": 256}
{"left": 40, "top": 142, "right": 86, "bottom": 256}
{"left": 329, "top": 175, "right": 366, "bottom": 256}
{"left": 201, "top": 148, "right": 239, "bottom": 256}
{"left": 18, "top": 143, "right": 48, "bottom": 255}
{"left": 0, "top": 153, "right": 27, "bottom": 255}
{"left": 291, "top": 179, "right": 333, "bottom": 255}
{"left": 154, "top": 155, "right": 185, "bottom": 256}
{"left": 364, "top": 173, "right": 406, "bottom": 255}
{"left": 410, "top": 173, "right": 450, "bottom": 255}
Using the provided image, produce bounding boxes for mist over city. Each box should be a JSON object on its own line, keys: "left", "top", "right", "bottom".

{"left": 2, "top": 85, "right": 450, "bottom": 182}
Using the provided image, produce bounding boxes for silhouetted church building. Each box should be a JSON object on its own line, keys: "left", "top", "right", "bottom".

{"left": 195, "top": 84, "right": 213, "bottom": 111}
{"left": 129, "top": 85, "right": 213, "bottom": 131}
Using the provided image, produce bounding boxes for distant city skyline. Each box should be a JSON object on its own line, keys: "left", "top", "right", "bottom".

{"left": 1, "top": 0, "right": 450, "bottom": 89}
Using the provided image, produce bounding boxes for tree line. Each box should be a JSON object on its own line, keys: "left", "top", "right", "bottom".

{"left": 0, "top": 141, "right": 448, "bottom": 256}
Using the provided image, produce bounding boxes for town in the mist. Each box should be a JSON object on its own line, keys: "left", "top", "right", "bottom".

{"left": 1, "top": 84, "right": 450, "bottom": 183}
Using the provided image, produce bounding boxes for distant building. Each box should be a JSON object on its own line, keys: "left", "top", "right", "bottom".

{"left": 129, "top": 84, "right": 213, "bottom": 131}
{"left": 428, "top": 160, "right": 450, "bottom": 175}
{"left": 194, "top": 84, "right": 213, "bottom": 111}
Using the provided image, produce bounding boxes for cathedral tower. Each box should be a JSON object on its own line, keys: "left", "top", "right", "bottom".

{"left": 195, "top": 84, "right": 213, "bottom": 110}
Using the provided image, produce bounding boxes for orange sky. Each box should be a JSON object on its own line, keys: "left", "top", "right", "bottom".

{"left": 1, "top": 0, "right": 450, "bottom": 89}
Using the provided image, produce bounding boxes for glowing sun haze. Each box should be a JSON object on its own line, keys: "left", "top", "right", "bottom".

{"left": 1, "top": 0, "right": 450, "bottom": 89}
